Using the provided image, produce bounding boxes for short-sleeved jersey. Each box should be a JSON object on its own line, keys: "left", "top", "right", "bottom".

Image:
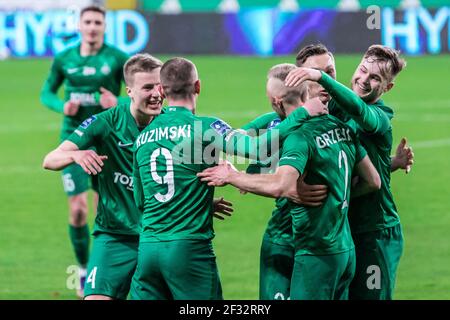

{"left": 279, "top": 114, "right": 367, "bottom": 255}
{"left": 134, "top": 106, "right": 233, "bottom": 242}
{"left": 41, "top": 43, "right": 129, "bottom": 139}
{"left": 242, "top": 112, "right": 293, "bottom": 246}
{"left": 320, "top": 72, "right": 400, "bottom": 234}
{"left": 67, "top": 103, "right": 142, "bottom": 236}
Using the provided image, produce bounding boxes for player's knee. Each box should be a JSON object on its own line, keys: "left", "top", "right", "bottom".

{"left": 68, "top": 194, "right": 88, "bottom": 226}
{"left": 84, "top": 295, "right": 113, "bottom": 300}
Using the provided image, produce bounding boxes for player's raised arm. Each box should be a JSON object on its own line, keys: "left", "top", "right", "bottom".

{"left": 318, "top": 71, "right": 391, "bottom": 134}
{"left": 224, "top": 98, "right": 327, "bottom": 161}
{"left": 43, "top": 140, "right": 107, "bottom": 175}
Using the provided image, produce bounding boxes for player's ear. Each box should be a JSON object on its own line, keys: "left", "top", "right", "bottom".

{"left": 194, "top": 80, "right": 201, "bottom": 95}
{"left": 385, "top": 82, "right": 394, "bottom": 93}
{"left": 126, "top": 86, "right": 132, "bottom": 97}
{"left": 273, "top": 96, "right": 283, "bottom": 106}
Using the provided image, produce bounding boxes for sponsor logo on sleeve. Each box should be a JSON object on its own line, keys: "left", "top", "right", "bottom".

{"left": 80, "top": 116, "right": 97, "bottom": 129}
{"left": 267, "top": 118, "right": 281, "bottom": 130}
{"left": 210, "top": 119, "right": 232, "bottom": 136}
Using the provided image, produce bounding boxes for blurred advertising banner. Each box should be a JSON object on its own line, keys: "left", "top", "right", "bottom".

{"left": 0, "top": 7, "right": 449, "bottom": 58}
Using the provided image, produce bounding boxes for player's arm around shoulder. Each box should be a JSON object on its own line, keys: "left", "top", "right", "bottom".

{"left": 197, "top": 160, "right": 300, "bottom": 200}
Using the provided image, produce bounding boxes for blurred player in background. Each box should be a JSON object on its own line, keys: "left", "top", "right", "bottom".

{"left": 40, "top": 5, "right": 129, "bottom": 297}
{"left": 43, "top": 53, "right": 163, "bottom": 299}
{"left": 285, "top": 44, "right": 409, "bottom": 299}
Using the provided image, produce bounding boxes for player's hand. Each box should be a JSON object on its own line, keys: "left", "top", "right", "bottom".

{"left": 392, "top": 137, "right": 414, "bottom": 174}
{"left": 197, "top": 161, "right": 238, "bottom": 187}
{"left": 99, "top": 87, "right": 118, "bottom": 109}
{"left": 285, "top": 67, "right": 322, "bottom": 87}
{"left": 302, "top": 97, "right": 329, "bottom": 117}
{"left": 63, "top": 100, "right": 80, "bottom": 116}
{"left": 212, "top": 197, "right": 234, "bottom": 220}
{"left": 287, "top": 172, "right": 328, "bottom": 206}
{"left": 71, "top": 150, "right": 108, "bottom": 175}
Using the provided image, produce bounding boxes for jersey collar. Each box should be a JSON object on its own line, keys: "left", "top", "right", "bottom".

{"left": 165, "top": 106, "right": 192, "bottom": 114}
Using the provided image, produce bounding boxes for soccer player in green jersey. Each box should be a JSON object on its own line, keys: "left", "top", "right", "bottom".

{"left": 285, "top": 44, "right": 408, "bottom": 300}
{"left": 43, "top": 53, "right": 163, "bottom": 299}
{"left": 198, "top": 64, "right": 381, "bottom": 300}
{"left": 131, "top": 57, "right": 239, "bottom": 300}
{"left": 40, "top": 5, "right": 129, "bottom": 296}
{"left": 240, "top": 79, "right": 329, "bottom": 300}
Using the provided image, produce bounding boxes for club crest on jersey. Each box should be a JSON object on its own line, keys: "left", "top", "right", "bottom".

{"left": 267, "top": 118, "right": 281, "bottom": 130}
{"left": 100, "top": 63, "right": 111, "bottom": 75}
{"left": 80, "top": 116, "right": 97, "bottom": 129}
{"left": 210, "top": 120, "right": 231, "bottom": 136}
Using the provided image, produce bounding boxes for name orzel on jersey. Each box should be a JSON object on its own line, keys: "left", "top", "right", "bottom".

{"left": 135, "top": 120, "right": 280, "bottom": 168}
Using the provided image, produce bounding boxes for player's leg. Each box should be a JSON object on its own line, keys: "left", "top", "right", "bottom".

{"left": 259, "top": 235, "right": 294, "bottom": 300}
{"left": 290, "top": 250, "right": 353, "bottom": 300}
{"left": 62, "top": 164, "right": 91, "bottom": 298}
{"left": 163, "top": 239, "right": 223, "bottom": 300}
{"left": 84, "top": 233, "right": 139, "bottom": 300}
{"left": 129, "top": 242, "right": 172, "bottom": 300}
{"left": 335, "top": 248, "right": 356, "bottom": 300}
{"left": 349, "top": 224, "right": 404, "bottom": 300}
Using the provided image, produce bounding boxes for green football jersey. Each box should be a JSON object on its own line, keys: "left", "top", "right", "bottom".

{"left": 134, "top": 106, "right": 237, "bottom": 242}
{"left": 67, "top": 103, "right": 142, "bottom": 236}
{"left": 319, "top": 72, "right": 400, "bottom": 234}
{"left": 242, "top": 112, "right": 292, "bottom": 246}
{"left": 41, "top": 43, "right": 129, "bottom": 140}
{"left": 279, "top": 114, "right": 367, "bottom": 255}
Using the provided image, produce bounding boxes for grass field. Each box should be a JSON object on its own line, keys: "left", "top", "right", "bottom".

{"left": 0, "top": 54, "right": 449, "bottom": 300}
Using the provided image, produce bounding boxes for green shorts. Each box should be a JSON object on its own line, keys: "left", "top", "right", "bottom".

{"left": 130, "top": 239, "right": 223, "bottom": 300}
{"left": 61, "top": 163, "right": 98, "bottom": 196}
{"left": 349, "top": 223, "right": 404, "bottom": 300}
{"left": 259, "top": 234, "right": 295, "bottom": 300}
{"left": 290, "top": 249, "right": 356, "bottom": 300}
{"left": 84, "top": 232, "right": 139, "bottom": 299}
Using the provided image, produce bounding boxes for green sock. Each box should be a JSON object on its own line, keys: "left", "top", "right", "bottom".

{"left": 68, "top": 224, "right": 90, "bottom": 267}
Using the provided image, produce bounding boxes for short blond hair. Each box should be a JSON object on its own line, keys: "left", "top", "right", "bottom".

{"left": 123, "top": 53, "right": 163, "bottom": 86}
{"left": 267, "top": 63, "right": 309, "bottom": 105}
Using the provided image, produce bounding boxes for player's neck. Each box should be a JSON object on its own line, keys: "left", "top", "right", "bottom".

{"left": 80, "top": 40, "right": 103, "bottom": 56}
{"left": 167, "top": 97, "right": 196, "bottom": 114}
{"left": 130, "top": 105, "right": 154, "bottom": 128}
{"left": 283, "top": 104, "right": 300, "bottom": 118}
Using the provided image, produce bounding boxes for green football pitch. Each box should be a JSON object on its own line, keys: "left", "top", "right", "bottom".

{"left": 0, "top": 55, "right": 449, "bottom": 299}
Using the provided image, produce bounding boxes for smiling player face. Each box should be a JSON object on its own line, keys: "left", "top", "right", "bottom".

{"left": 351, "top": 58, "right": 393, "bottom": 104}
{"left": 128, "top": 69, "right": 163, "bottom": 118}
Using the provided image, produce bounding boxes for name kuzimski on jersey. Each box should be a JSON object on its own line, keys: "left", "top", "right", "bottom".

{"left": 316, "top": 127, "right": 352, "bottom": 149}
{"left": 136, "top": 125, "right": 191, "bottom": 148}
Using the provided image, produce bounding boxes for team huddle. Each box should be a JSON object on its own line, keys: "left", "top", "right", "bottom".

{"left": 41, "top": 6, "right": 413, "bottom": 300}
